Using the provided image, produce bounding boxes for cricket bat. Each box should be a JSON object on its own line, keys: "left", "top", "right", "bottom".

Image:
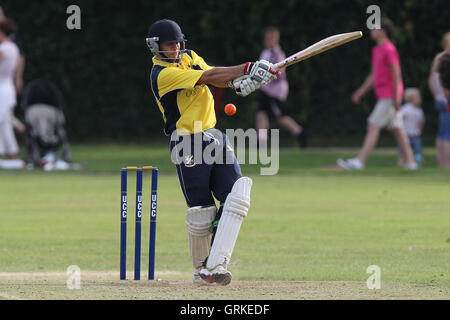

{"left": 275, "top": 31, "right": 363, "bottom": 69}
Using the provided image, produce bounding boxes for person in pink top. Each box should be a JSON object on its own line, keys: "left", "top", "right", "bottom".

{"left": 256, "top": 27, "right": 308, "bottom": 148}
{"left": 337, "top": 18, "right": 417, "bottom": 170}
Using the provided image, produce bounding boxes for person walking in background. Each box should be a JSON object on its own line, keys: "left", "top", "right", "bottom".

{"left": 0, "top": 8, "right": 26, "bottom": 137}
{"left": 437, "top": 53, "right": 450, "bottom": 97}
{"left": 0, "top": 18, "right": 20, "bottom": 159}
{"left": 0, "top": 7, "right": 25, "bottom": 94}
{"left": 257, "top": 27, "right": 308, "bottom": 148}
{"left": 428, "top": 32, "right": 450, "bottom": 168}
{"left": 397, "top": 88, "right": 425, "bottom": 167}
{"left": 337, "top": 18, "right": 417, "bottom": 170}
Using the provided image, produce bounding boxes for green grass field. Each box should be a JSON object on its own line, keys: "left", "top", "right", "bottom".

{"left": 0, "top": 145, "right": 449, "bottom": 300}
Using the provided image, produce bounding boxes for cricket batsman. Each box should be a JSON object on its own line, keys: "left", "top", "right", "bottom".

{"left": 146, "top": 19, "right": 279, "bottom": 285}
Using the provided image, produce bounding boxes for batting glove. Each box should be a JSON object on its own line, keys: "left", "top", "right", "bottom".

{"left": 229, "top": 75, "right": 261, "bottom": 97}
{"left": 245, "top": 60, "right": 279, "bottom": 85}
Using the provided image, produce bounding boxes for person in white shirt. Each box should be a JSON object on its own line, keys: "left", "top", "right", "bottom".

{"left": 398, "top": 88, "right": 425, "bottom": 167}
{"left": 0, "top": 18, "right": 20, "bottom": 159}
{"left": 0, "top": 7, "right": 25, "bottom": 94}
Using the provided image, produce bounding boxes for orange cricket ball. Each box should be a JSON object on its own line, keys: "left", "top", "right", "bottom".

{"left": 224, "top": 103, "right": 236, "bottom": 116}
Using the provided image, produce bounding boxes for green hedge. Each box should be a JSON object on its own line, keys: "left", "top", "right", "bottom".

{"left": 3, "top": 0, "right": 449, "bottom": 142}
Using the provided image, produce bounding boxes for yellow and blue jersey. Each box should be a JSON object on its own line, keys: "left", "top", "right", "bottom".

{"left": 150, "top": 50, "right": 216, "bottom": 135}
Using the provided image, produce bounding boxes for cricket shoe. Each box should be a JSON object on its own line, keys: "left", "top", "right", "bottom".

{"left": 199, "top": 265, "right": 232, "bottom": 286}
{"left": 337, "top": 157, "right": 364, "bottom": 170}
{"left": 403, "top": 162, "right": 418, "bottom": 170}
{"left": 193, "top": 269, "right": 214, "bottom": 285}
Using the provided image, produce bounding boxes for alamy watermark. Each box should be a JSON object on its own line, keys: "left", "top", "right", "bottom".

{"left": 66, "top": 265, "right": 81, "bottom": 290}
{"left": 366, "top": 5, "right": 381, "bottom": 30}
{"left": 170, "top": 121, "right": 279, "bottom": 175}
{"left": 66, "top": 5, "right": 81, "bottom": 30}
{"left": 366, "top": 265, "right": 381, "bottom": 290}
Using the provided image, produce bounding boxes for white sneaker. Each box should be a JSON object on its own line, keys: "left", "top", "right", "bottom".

{"left": 0, "top": 159, "right": 25, "bottom": 169}
{"left": 337, "top": 158, "right": 364, "bottom": 170}
{"left": 199, "top": 265, "right": 232, "bottom": 286}
{"left": 193, "top": 269, "right": 214, "bottom": 285}
{"left": 403, "top": 162, "right": 418, "bottom": 170}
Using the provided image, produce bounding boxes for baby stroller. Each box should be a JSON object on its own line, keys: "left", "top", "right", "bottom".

{"left": 21, "top": 79, "right": 72, "bottom": 169}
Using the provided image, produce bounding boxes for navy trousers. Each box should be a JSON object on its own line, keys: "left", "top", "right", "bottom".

{"left": 169, "top": 129, "right": 242, "bottom": 208}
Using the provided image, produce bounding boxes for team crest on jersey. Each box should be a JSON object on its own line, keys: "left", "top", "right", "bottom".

{"left": 183, "top": 155, "right": 196, "bottom": 167}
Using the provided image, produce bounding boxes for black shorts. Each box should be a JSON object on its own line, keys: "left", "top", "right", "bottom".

{"left": 258, "top": 92, "right": 284, "bottom": 119}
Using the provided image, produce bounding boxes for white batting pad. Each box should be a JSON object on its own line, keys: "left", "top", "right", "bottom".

{"left": 186, "top": 205, "right": 216, "bottom": 269}
{"left": 206, "top": 177, "right": 252, "bottom": 269}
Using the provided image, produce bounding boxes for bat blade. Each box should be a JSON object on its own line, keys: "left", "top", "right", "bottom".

{"left": 275, "top": 31, "right": 363, "bottom": 69}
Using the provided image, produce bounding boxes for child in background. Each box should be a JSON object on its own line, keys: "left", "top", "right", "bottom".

{"left": 398, "top": 88, "right": 425, "bottom": 167}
